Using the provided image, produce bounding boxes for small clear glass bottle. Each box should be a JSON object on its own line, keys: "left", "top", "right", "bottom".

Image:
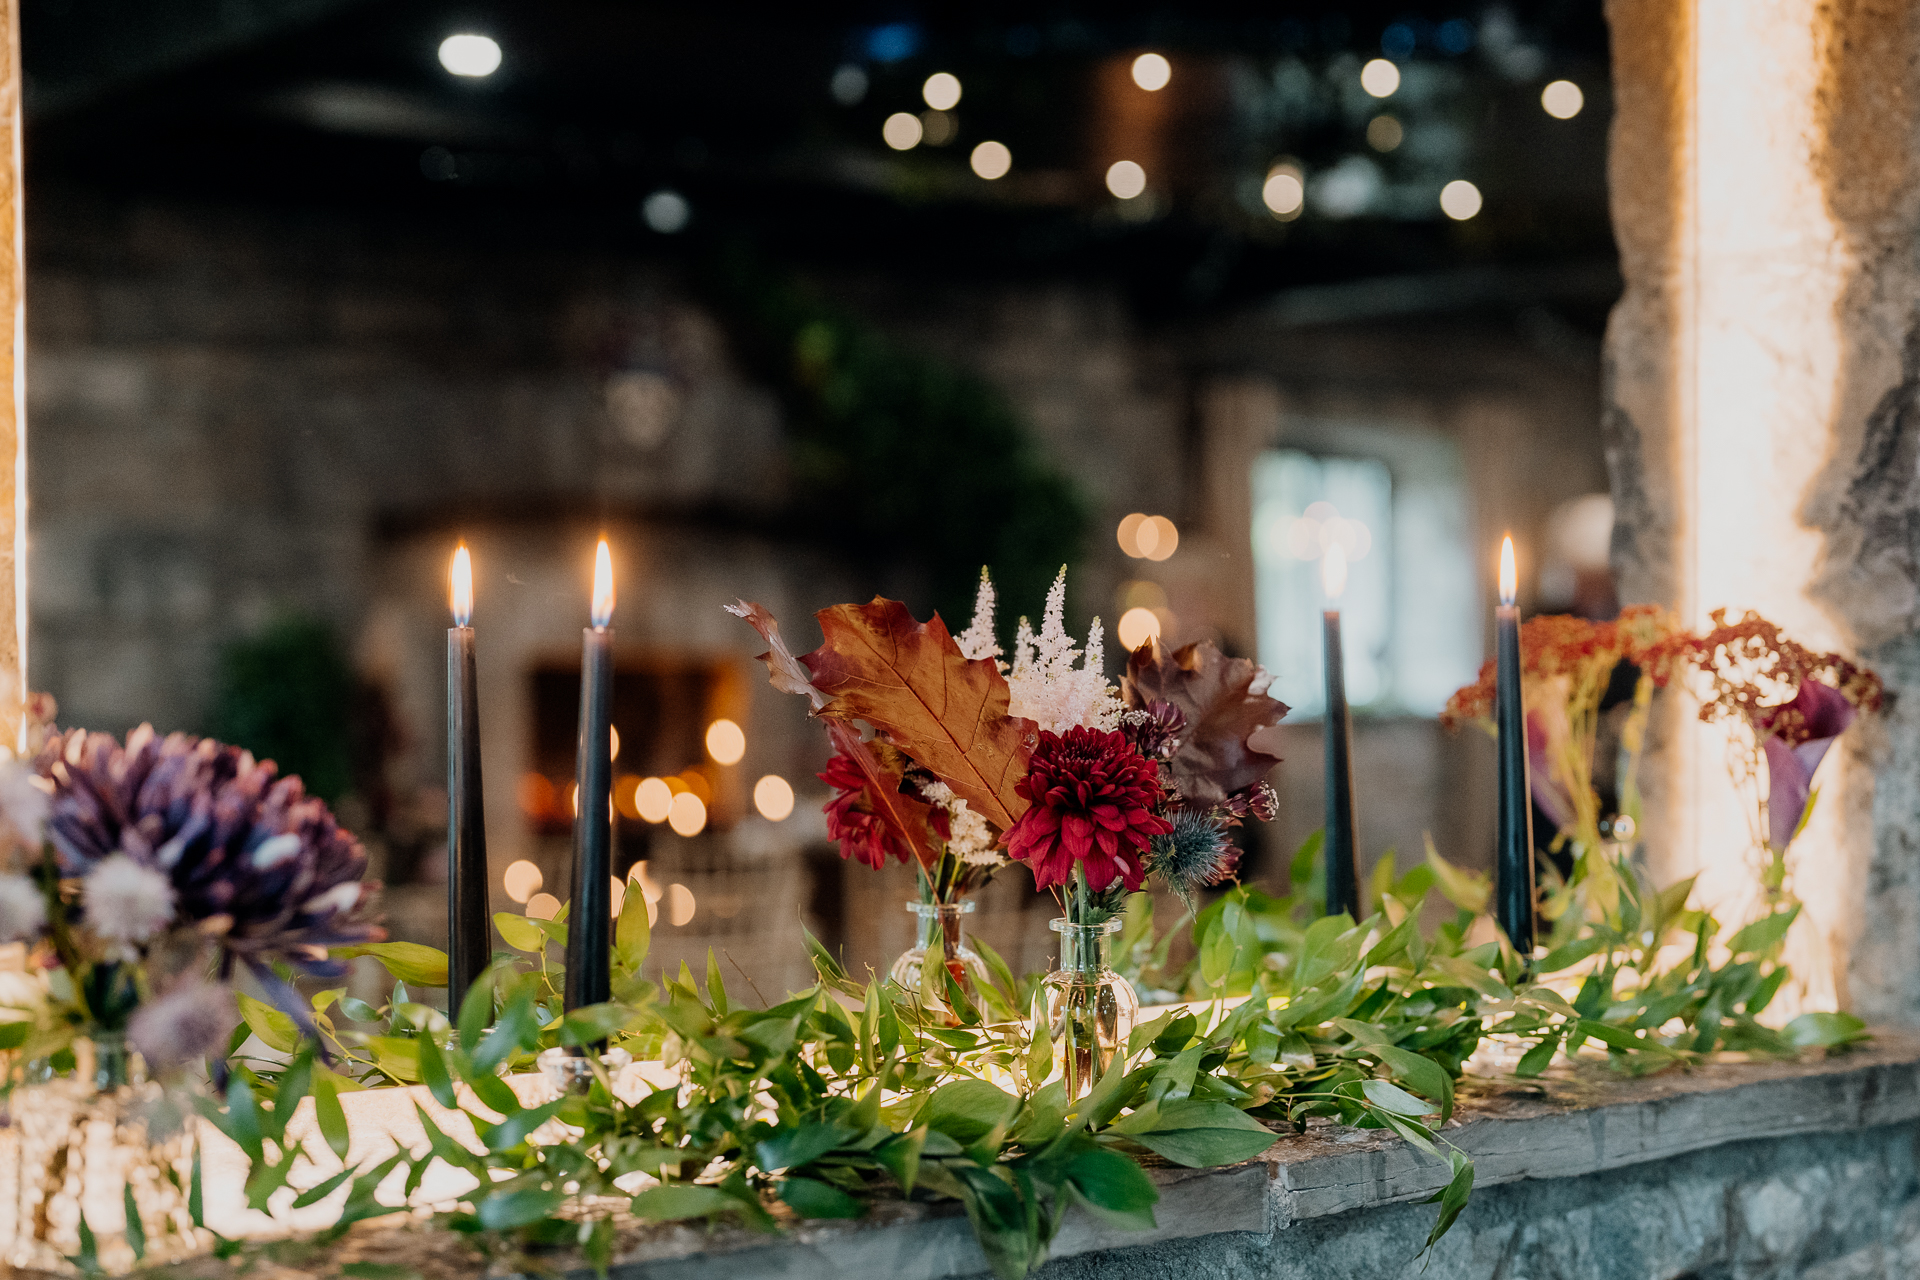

{"left": 888, "top": 901, "right": 993, "bottom": 1012}
{"left": 1044, "top": 917, "right": 1139, "bottom": 1098}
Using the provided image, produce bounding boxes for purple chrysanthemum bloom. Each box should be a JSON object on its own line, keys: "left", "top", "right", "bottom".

{"left": 36, "top": 725, "right": 383, "bottom": 1032}
{"left": 1121, "top": 700, "right": 1188, "bottom": 762}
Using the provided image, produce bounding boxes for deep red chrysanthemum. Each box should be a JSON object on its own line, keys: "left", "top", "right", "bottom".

{"left": 819, "top": 750, "right": 910, "bottom": 870}
{"left": 1006, "top": 727, "right": 1172, "bottom": 892}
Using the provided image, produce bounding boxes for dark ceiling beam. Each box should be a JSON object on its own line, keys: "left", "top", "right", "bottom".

{"left": 23, "top": 0, "right": 372, "bottom": 119}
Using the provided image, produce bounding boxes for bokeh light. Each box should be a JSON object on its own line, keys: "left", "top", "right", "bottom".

{"left": 1143, "top": 515, "right": 1179, "bottom": 561}
{"left": 1131, "top": 53, "right": 1171, "bottom": 91}
{"left": 609, "top": 876, "right": 625, "bottom": 917}
{"left": 971, "top": 140, "right": 1012, "bottom": 179}
{"left": 668, "top": 791, "right": 708, "bottom": 836}
{"left": 526, "top": 892, "right": 560, "bottom": 920}
{"left": 1367, "top": 116, "right": 1403, "bottom": 151}
{"left": 1360, "top": 59, "right": 1400, "bottom": 97}
{"left": 642, "top": 190, "right": 690, "bottom": 233}
{"left": 1541, "top": 80, "right": 1584, "bottom": 119}
{"left": 920, "top": 110, "right": 957, "bottom": 146}
{"left": 883, "top": 112, "right": 923, "bottom": 150}
{"left": 503, "top": 859, "right": 542, "bottom": 904}
{"left": 754, "top": 774, "right": 795, "bottom": 820}
{"left": 614, "top": 775, "right": 641, "bottom": 820}
{"left": 922, "top": 72, "right": 962, "bottom": 110}
{"left": 636, "top": 777, "right": 673, "bottom": 823}
{"left": 1117, "top": 607, "right": 1161, "bottom": 650}
{"left": 830, "top": 64, "right": 868, "bottom": 105}
{"left": 1106, "top": 160, "right": 1147, "bottom": 199}
{"left": 668, "top": 883, "right": 697, "bottom": 926}
{"left": 517, "top": 772, "right": 554, "bottom": 818}
{"left": 438, "top": 34, "right": 502, "bottom": 77}
{"left": 609, "top": 725, "right": 621, "bottom": 761}
{"left": 1262, "top": 166, "right": 1305, "bottom": 217}
{"left": 1116, "top": 512, "right": 1148, "bottom": 554}
{"left": 1440, "top": 179, "right": 1483, "bottom": 220}
{"left": 706, "top": 718, "right": 746, "bottom": 765}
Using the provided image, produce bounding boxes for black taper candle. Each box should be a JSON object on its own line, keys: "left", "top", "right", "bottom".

{"left": 565, "top": 540, "right": 616, "bottom": 1013}
{"left": 1493, "top": 536, "right": 1536, "bottom": 957}
{"left": 1322, "top": 607, "right": 1361, "bottom": 919}
{"left": 445, "top": 548, "right": 489, "bottom": 1013}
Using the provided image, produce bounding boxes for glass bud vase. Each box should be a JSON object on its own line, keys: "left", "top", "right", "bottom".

{"left": 2, "top": 1035, "right": 202, "bottom": 1275}
{"left": 1044, "top": 917, "right": 1138, "bottom": 1099}
{"left": 888, "top": 901, "right": 993, "bottom": 1014}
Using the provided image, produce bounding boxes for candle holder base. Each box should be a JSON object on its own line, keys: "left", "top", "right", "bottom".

{"left": 537, "top": 1045, "right": 632, "bottom": 1097}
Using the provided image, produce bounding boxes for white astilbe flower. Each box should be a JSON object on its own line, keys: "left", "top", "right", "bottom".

{"left": 0, "top": 873, "right": 44, "bottom": 942}
{"left": 84, "top": 853, "right": 175, "bottom": 944}
{"left": 955, "top": 570, "right": 1004, "bottom": 670}
{"left": 922, "top": 780, "right": 1006, "bottom": 868}
{"left": 1006, "top": 568, "right": 1124, "bottom": 734}
{"left": 0, "top": 761, "right": 49, "bottom": 850}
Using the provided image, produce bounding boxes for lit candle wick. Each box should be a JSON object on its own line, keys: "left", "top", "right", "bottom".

{"left": 591, "top": 539, "right": 615, "bottom": 629}
{"left": 1499, "top": 535, "right": 1517, "bottom": 606}
{"left": 1322, "top": 541, "right": 1348, "bottom": 602}
{"left": 451, "top": 545, "right": 473, "bottom": 627}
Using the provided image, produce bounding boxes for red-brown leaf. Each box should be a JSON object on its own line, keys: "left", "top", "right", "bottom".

{"left": 726, "top": 599, "right": 830, "bottom": 712}
{"left": 802, "top": 599, "right": 1036, "bottom": 831}
{"left": 1122, "top": 638, "right": 1288, "bottom": 804}
{"left": 825, "top": 721, "right": 942, "bottom": 873}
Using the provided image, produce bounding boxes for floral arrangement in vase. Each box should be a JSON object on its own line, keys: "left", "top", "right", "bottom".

{"left": 0, "top": 718, "right": 383, "bottom": 1274}
{"left": 729, "top": 568, "right": 1288, "bottom": 1091}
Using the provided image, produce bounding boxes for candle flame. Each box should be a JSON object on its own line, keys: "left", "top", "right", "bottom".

{"left": 1499, "top": 535, "right": 1517, "bottom": 606}
{"left": 1321, "top": 541, "right": 1347, "bottom": 601}
{"left": 450, "top": 545, "right": 473, "bottom": 626}
{"left": 591, "top": 539, "right": 615, "bottom": 628}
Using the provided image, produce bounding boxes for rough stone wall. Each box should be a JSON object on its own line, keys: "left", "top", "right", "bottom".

{"left": 1023, "top": 1122, "right": 1920, "bottom": 1280}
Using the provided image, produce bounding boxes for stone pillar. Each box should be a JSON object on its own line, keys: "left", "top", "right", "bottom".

{"left": 0, "top": 0, "right": 22, "bottom": 751}
{"left": 1604, "top": 0, "right": 1920, "bottom": 1017}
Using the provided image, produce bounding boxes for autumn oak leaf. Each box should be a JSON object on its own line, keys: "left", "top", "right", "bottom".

{"left": 1122, "top": 638, "right": 1288, "bottom": 804}
{"left": 726, "top": 599, "right": 830, "bottom": 713}
{"left": 802, "top": 599, "right": 1037, "bottom": 832}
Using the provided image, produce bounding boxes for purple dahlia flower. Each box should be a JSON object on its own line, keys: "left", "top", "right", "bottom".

{"left": 36, "top": 726, "right": 384, "bottom": 1025}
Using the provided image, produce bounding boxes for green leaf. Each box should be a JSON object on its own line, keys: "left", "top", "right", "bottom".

{"left": 922, "top": 1078, "right": 1018, "bottom": 1146}
{"left": 778, "top": 1176, "right": 866, "bottom": 1220}
{"left": 875, "top": 1127, "right": 926, "bottom": 1197}
{"left": 236, "top": 992, "right": 300, "bottom": 1054}
{"left": 329, "top": 941, "right": 448, "bottom": 987}
{"left": 314, "top": 1073, "right": 351, "bottom": 1161}
{"left": 479, "top": 1099, "right": 564, "bottom": 1152}
{"left": 493, "top": 912, "right": 548, "bottom": 955}
{"left": 1066, "top": 1146, "right": 1158, "bottom": 1231}
{"left": 1537, "top": 936, "right": 1606, "bottom": 975}
{"left": 1106, "top": 1099, "right": 1277, "bottom": 1167}
{"left": 476, "top": 1188, "right": 565, "bottom": 1231}
{"left": 1727, "top": 907, "right": 1799, "bottom": 958}
{"left": 123, "top": 1184, "right": 145, "bottom": 1261}
{"left": 1784, "top": 1011, "right": 1868, "bottom": 1048}
{"left": 416, "top": 1035, "right": 457, "bottom": 1109}
{"left": 340, "top": 1265, "right": 423, "bottom": 1280}
{"left": 560, "top": 1003, "right": 634, "bottom": 1047}
{"left": 631, "top": 1184, "right": 734, "bottom": 1221}
{"left": 1421, "top": 1150, "right": 1476, "bottom": 1249}
{"left": 472, "top": 990, "right": 539, "bottom": 1073}
{"left": 1373, "top": 1045, "right": 1455, "bottom": 1125}
{"left": 1425, "top": 835, "right": 1490, "bottom": 914}
{"left": 0, "top": 1020, "right": 30, "bottom": 1051}
{"left": 1515, "top": 1031, "right": 1561, "bottom": 1078}
{"left": 1361, "top": 1078, "right": 1436, "bottom": 1117}
{"left": 289, "top": 1164, "right": 357, "bottom": 1209}
{"left": 615, "top": 876, "right": 652, "bottom": 971}
{"left": 757, "top": 1121, "right": 847, "bottom": 1173}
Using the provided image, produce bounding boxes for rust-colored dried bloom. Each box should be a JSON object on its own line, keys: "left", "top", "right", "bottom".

{"left": 1006, "top": 727, "right": 1172, "bottom": 892}
{"left": 820, "top": 749, "right": 912, "bottom": 870}
{"left": 1441, "top": 605, "right": 1686, "bottom": 730}
{"left": 1688, "top": 608, "right": 1884, "bottom": 729}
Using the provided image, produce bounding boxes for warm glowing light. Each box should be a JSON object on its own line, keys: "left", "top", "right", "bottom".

{"left": 1106, "top": 160, "right": 1147, "bottom": 199}
{"left": 609, "top": 725, "right": 621, "bottom": 762}
{"left": 609, "top": 876, "right": 625, "bottom": 917}
{"left": 1499, "top": 536, "right": 1517, "bottom": 605}
{"left": 754, "top": 774, "right": 794, "bottom": 820}
{"left": 517, "top": 772, "right": 555, "bottom": 818}
{"left": 922, "top": 72, "right": 962, "bottom": 110}
{"left": 569, "top": 783, "right": 579, "bottom": 817}
{"left": 1262, "top": 165, "right": 1305, "bottom": 218}
{"left": 1143, "top": 515, "right": 1178, "bottom": 561}
{"left": 525, "top": 892, "right": 560, "bottom": 920}
{"left": 1541, "top": 80, "right": 1584, "bottom": 119}
{"left": 668, "top": 792, "right": 707, "bottom": 836}
{"left": 503, "top": 859, "right": 542, "bottom": 904}
{"left": 591, "top": 539, "right": 614, "bottom": 628}
{"left": 614, "top": 775, "right": 641, "bottom": 820}
{"left": 636, "top": 777, "right": 672, "bottom": 823}
{"left": 1367, "top": 115, "right": 1403, "bottom": 151}
{"left": 883, "top": 112, "right": 923, "bottom": 150}
{"left": 450, "top": 545, "right": 472, "bottom": 626}
{"left": 1117, "top": 607, "right": 1161, "bottom": 651}
{"left": 667, "top": 883, "right": 696, "bottom": 926}
{"left": 630, "top": 860, "right": 663, "bottom": 903}
{"left": 439, "top": 34, "right": 502, "bottom": 77}
{"left": 1322, "top": 542, "right": 1348, "bottom": 601}
{"left": 1360, "top": 58, "right": 1401, "bottom": 97}
{"left": 1440, "top": 179, "right": 1483, "bottom": 220}
{"left": 677, "top": 769, "right": 713, "bottom": 804}
{"left": 705, "top": 719, "right": 746, "bottom": 765}
{"left": 1117, "top": 512, "right": 1149, "bottom": 555}
{"left": 1131, "top": 52, "right": 1171, "bottom": 91}
{"left": 970, "top": 140, "right": 1011, "bottom": 180}
{"left": 920, "top": 110, "right": 956, "bottom": 146}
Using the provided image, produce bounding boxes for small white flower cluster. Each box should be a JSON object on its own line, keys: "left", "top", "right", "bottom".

{"left": 921, "top": 779, "right": 1005, "bottom": 867}
{"left": 0, "top": 760, "right": 49, "bottom": 851}
{"left": 998, "top": 569, "right": 1123, "bottom": 734}
{"left": 84, "top": 853, "right": 175, "bottom": 945}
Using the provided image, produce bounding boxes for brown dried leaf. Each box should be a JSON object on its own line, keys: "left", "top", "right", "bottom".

{"left": 802, "top": 599, "right": 1036, "bottom": 831}
{"left": 1123, "top": 638, "right": 1289, "bottom": 804}
{"left": 825, "top": 721, "right": 943, "bottom": 872}
{"left": 726, "top": 599, "right": 829, "bottom": 712}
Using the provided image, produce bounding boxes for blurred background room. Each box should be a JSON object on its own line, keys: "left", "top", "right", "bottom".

{"left": 20, "top": 0, "right": 1617, "bottom": 997}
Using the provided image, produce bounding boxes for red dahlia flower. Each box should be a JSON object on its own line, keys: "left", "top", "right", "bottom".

{"left": 820, "top": 750, "right": 911, "bottom": 869}
{"left": 1006, "top": 727, "right": 1172, "bottom": 892}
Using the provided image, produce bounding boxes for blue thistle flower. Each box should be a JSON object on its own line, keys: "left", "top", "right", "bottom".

{"left": 1150, "top": 808, "right": 1240, "bottom": 907}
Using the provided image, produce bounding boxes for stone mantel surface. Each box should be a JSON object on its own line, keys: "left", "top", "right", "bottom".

{"left": 145, "top": 1031, "right": 1920, "bottom": 1280}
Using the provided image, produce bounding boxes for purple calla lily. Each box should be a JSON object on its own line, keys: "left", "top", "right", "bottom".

{"left": 1757, "top": 679, "right": 1856, "bottom": 853}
